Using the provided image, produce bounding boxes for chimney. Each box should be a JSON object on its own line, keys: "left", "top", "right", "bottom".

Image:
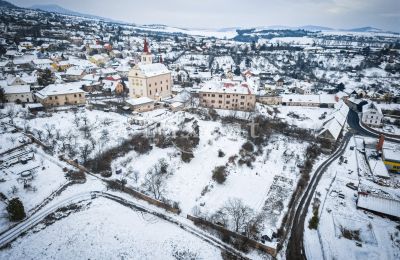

{"left": 376, "top": 134, "right": 385, "bottom": 151}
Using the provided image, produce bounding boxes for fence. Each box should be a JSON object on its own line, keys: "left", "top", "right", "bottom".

{"left": 186, "top": 214, "right": 277, "bottom": 257}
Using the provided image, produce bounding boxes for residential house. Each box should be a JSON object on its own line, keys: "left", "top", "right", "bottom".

{"left": 361, "top": 102, "right": 383, "bottom": 128}
{"left": 2, "top": 85, "right": 33, "bottom": 103}
{"left": 126, "top": 97, "right": 154, "bottom": 112}
{"left": 199, "top": 80, "right": 256, "bottom": 111}
{"left": 35, "top": 83, "right": 86, "bottom": 107}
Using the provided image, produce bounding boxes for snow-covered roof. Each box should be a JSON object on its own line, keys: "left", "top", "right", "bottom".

{"left": 32, "top": 59, "right": 52, "bottom": 65}
{"left": 126, "top": 97, "right": 154, "bottom": 106}
{"left": 362, "top": 102, "right": 382, "bottom": 115}
{"left": 358, "top": 193, "right": 400, "bottom": 218}
{"left": 36, "top": 82, "right": 85, "bottom": 98}
{"left": 2, "top": 85, "right": 30, "bottom": 94}
{"left": 199, "top": 80, "right": 254, "bottom": 95}
{"left": 135, "top": 63, "right": 170, "bottom": 77}
{"left": 65, "top": 67, "right": 84, "bottom": 76}
{"left": 383, "top": 147, "right": 400, "bottom": 163}
{"left": 319, "top": 118, "right": 342, "bottom": 140}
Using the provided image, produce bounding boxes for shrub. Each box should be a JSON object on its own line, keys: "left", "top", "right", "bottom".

{"left": 181, "top": 151, "right": 194, "bottom": 163}
{"left": 212, "top": 166, "right": 227, "bottom": 184}
{"left": 7, "top": 197, "right": 26, "bottom": 221}
{"left": 241, "top": 141, "right": 254, "bottom": 153}
{"left": 218, "top": 149, "right": 225, "bottom": 157}
{"left": 308, "top": 208, "right": 319, "bottom": 230}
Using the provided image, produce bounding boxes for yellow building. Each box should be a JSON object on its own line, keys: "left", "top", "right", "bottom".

{"left": 128, "top": 38, "right": 172, "bottom": 101}
{"left": 35, "top": 83, "right": 86, "bottom": 107}
{"left": 382, "top": 147, "right": 400, "bottom": 173}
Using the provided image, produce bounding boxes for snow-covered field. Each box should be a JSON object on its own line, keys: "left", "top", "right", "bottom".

{"left": 0, "top": 198, "right": 223, "bottom": 260}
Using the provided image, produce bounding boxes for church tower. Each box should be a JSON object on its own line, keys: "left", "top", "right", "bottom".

{"left": 140, "top": 37, "right": 152, "bottom": 64}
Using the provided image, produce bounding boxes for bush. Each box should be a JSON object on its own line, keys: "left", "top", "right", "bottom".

{"left": 218, "top": 149, "right": 225, "bottom": 157}
{"left": 181, "top": 151, "right": 194, "bottom": 163}
{"left": 308, "top": 208, "right": 319, "bottom": 230}
{"left": 212, "top": 166, "right": 227, "bottom": 184}
{"left": 7, "top": 197, "right": 26, "bottom": 221}
{"left": 241, "top": 141, "right": 254, "bottom": 153}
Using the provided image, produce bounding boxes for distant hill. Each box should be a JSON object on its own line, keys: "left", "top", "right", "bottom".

{"left": 0, "top": 0, "right": 19, "bottom": 9}
{"left": 30, "top": 4, "right": 123, "bottom": 23}
{"left": 346, "top": 27, "right": 384, "bottom": 33}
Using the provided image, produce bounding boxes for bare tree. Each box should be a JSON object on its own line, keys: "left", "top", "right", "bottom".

{"left": 223, "top": 198, "right": 254, "bottom": 233}
{"left": 79, "top": 144, "right": 91, "bottom": 164}
{"left": 142, "top": 168, "right": 164, "bottom": 200}
{"left": 6, "top": 106, "right": 16, "bottom": 125}
{"left": 73, "top": 114, "right": 80, "bottom": 127}
{"left": 44, "top": 123, "right": 55, "bottom": 139}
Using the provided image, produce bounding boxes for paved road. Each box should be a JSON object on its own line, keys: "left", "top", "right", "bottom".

{"left": 347, "top": 109, "right": 400, "bottom": 144}
{"left": 286, "top": 133, "right": 352, "bottom": 260}
{"left": 0, "top": 191, "right": 248, "bottom": 259}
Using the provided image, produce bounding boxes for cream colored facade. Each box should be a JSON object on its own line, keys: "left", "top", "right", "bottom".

{"left": 127, "top": 38, "right": 172, "bottom": 101}
{"left": 128, "top": 68, "right": 172, "bottom": 100}
{"left": 199, "top": 82, "right": 256, "bottom": 111}
{"left": 36, "top": 92, "right": 85, "bottom": 107}
{"left": 35, "top": 83, "right": 86, "bottom": 107}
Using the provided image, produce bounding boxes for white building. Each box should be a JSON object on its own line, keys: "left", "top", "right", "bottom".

{"left": 2, "top": 85, "right": 33, "bottom": 103}
{"left": 361, "top": 102, "right": 383, "bottom": 128}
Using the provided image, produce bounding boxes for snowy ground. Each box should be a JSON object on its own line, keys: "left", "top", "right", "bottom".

{"left": 111, "top": 110, "right": 309, "bottom": 236}
{"left": 275, "top": 106, "right": 333, "bottom": 130}
{"left": 0, "top": 197, "right": 223, "bottom": 260}
{"left": 0, "top": 143, "right": 71, "bottom": 233}
{"left": 304, "top": 136, "right": 400, "bottom": 260}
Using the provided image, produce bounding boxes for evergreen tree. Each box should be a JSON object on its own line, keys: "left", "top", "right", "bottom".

{"left": 7, "top": 198, "right": 26, "bottom": 222}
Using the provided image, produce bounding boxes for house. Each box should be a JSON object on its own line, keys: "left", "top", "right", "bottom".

{"left": 35, "top": 83, "right": 86, "bottom": 107}
{"left": 125, "top": 97, "right": 154, "bottom": 112}
{"left": 361, "top": 102, "right": 383, "bottom": 128}
{"left": 2, "top": 85, "right": 33, "bottom": 103}
{"left": 128, "top": 38, "right": 172, "bottom": 101}
{"left": 317, "top": 101, "right": 349, "bottom": 141}
{"left": 199, "top": 80, "right": 256, "bottom": 111}
{"left": 65, "top": 67, "right": 86, "bottom": 81}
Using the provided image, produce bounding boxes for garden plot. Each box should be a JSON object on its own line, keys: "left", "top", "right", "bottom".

{"left": 0, "top": 198, "right": 223, "bottom": 260}
{"left": 10, "top": 108, "right": 134, "bottom": 162}
{"left": 0, "top": 144, "right": 70, "bottom": 232}
{"left": 212, "top": 56, "right": 235, "bottom": 71}
{"left": 0, "top": 127, "right": 26, "bottom": 154}
{"left": 176, "top": 54, "right": 209, "bottom": 66}
{"left": 276, "top": 106, "right": 333, "bottom": 129}
{"left": 333, "top": 215, "right": 377, "bottom": 245}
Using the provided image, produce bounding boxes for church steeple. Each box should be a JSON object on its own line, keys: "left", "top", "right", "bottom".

{"left": 141, "top": 37, "right": 152, "bottom": 64}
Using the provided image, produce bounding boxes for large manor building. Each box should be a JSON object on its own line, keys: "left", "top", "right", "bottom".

{"left": 128, "top": 38, "right": 172, "bottom": 101}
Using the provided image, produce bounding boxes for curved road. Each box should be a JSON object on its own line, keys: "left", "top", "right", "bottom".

{"left": 286, "top": 133, "right": 352, "bottom": 260}
{"left": 348, "top": 109, "right": 400, "bottom": 143}
{"left": 0, "top": 191, "right": 248, "bottom": 259}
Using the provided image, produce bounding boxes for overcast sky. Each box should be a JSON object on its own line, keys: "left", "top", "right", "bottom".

{"left": 9, "top": 0, "right": 400, "bottom": 32}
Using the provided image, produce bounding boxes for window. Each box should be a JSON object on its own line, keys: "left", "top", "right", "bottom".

{"left": 211, "top": 100, "right": 215, "bottom": 103}
{"left": 226, "top": 101, "right": 230, "bottom": 104}
{"left": 203, "top": 94, "right": 207, "bottom": 97}
{"left": 155, "top": 82, "right": 157, "bottom": 86}
{"left": 49, "top": 97, "right": 52, "bottom": 100}
{"left": 161, "top": 87, "right": 163, "bottom": 91}
{"left": 160, "top": 81, "right": 163, "bottom": 84}
{"left": 240, "top": 102, "right": 244, "bottom": 105}
{"left": 150, "top": 90, "right": 152, "bottom": 95}
{"left": 211, "top": 94, "right": 215, "bottom": 97}
{"left": 218, "top": 100, "right": 222, "bottom": 104}
{"left": 227, "top": 95, "right": 230, "bottom": 98}
{"left": 74, "top": 94, "right": 77, "bottom": 97}
{"left": 241, "top": 96, "right": 245, "bottom": 99}
{"left": 79, "top": 94, "right": 82, "bottom": 97}
{"left": 149, "top": 84, "right": 151, "bottom": 87}
{"left": 55, "top": 96, "right": 58, "bottom": 99}
{"left": 219, "top": 95, "right": 222, "bottom": 98}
